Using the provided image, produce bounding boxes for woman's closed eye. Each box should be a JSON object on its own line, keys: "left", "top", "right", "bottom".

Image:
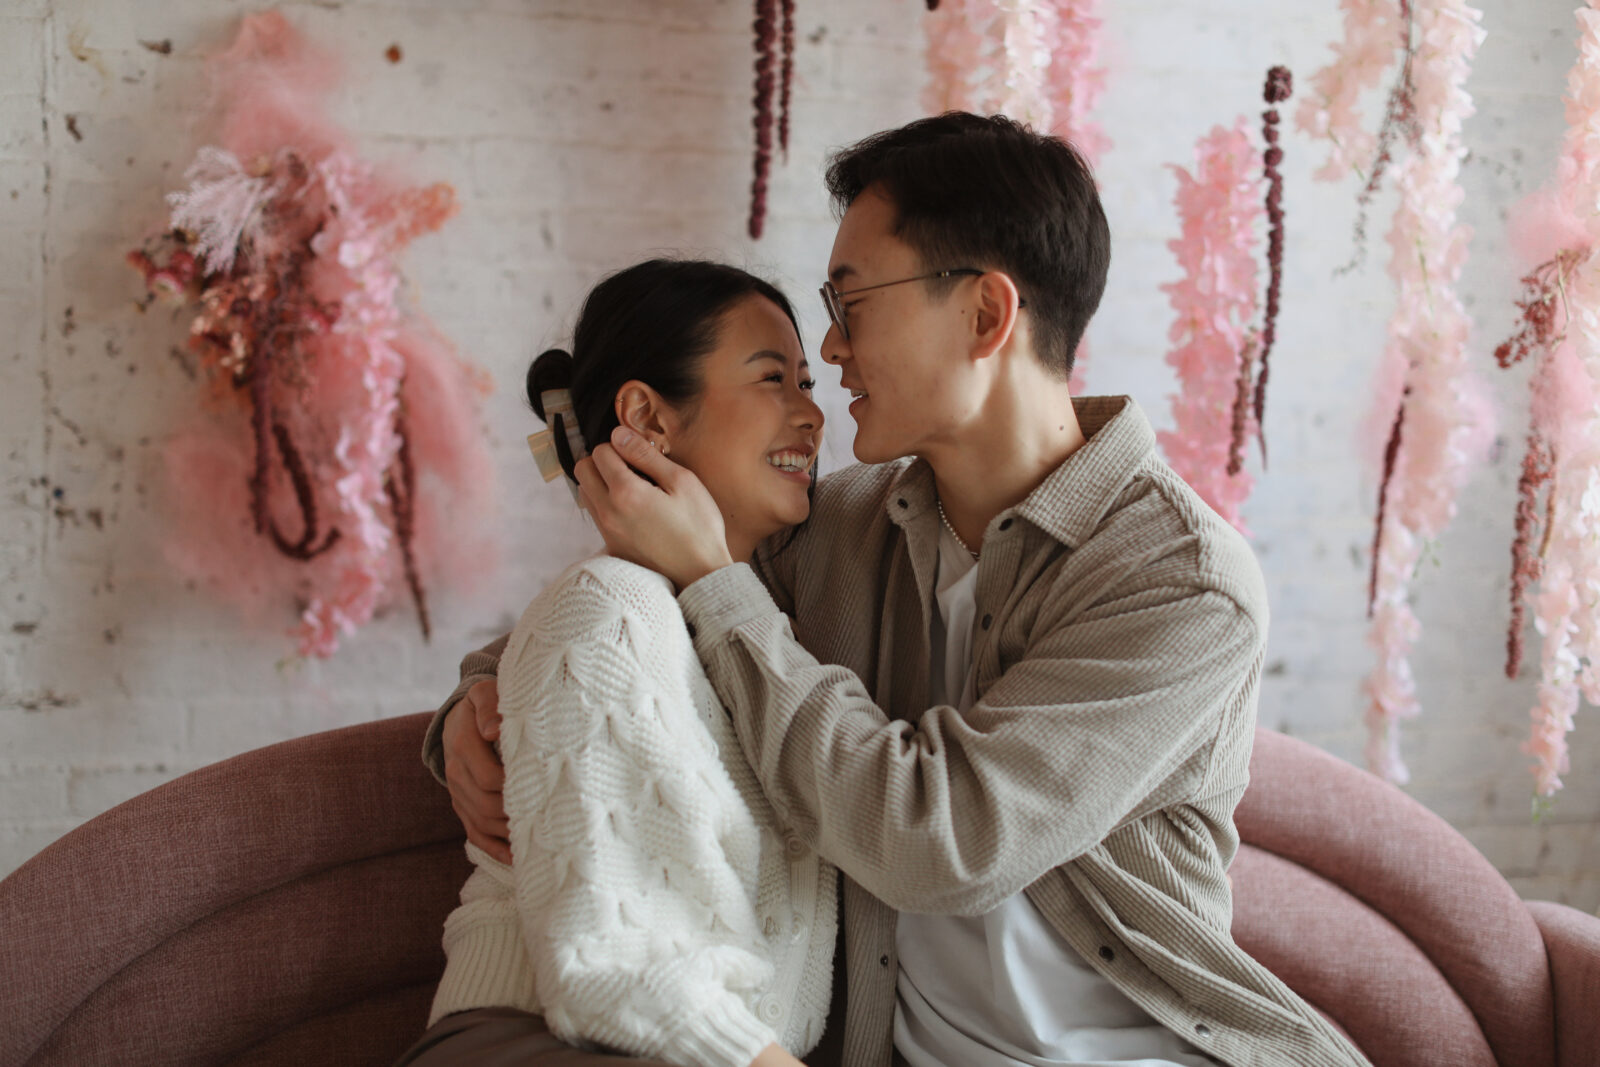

{"left": 761, "top": 371, "right": 816, "bottom": 391}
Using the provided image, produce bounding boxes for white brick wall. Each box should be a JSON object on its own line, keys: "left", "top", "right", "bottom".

{"left": 2, "top": 0, "right": 1596, "bottom": 914}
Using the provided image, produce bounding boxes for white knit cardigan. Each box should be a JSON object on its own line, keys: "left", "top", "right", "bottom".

{"left": 429, "top": 556, "right": 837, "bottom": 1067}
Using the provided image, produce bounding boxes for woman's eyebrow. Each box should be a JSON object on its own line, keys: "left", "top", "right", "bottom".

{"left": 744, "top": 350, "right": 788, "bottom": 366}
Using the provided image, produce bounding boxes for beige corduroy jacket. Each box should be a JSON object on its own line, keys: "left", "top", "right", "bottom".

{"left": 425, "top": 396, "right": 1371, "bottom": 1067}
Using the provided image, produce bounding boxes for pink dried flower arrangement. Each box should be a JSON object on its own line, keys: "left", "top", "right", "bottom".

{"left": 129, "top": 12, "right": 495, "bottom": 660}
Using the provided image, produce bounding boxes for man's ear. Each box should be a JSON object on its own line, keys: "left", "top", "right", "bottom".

{"left": 971, "top": 271, "right": 1024, "bottom": 361}
{"left": 614, "top": 380, "right": 676, "bottom": 451}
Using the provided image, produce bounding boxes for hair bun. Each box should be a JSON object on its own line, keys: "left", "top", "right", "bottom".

{"left": 526, "top": 348, "right": 575, "bottom": 423}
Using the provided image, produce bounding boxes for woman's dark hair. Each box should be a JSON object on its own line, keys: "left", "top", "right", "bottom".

{"left": 527, "top": 258, "right": 802, "bottom": 485}
{"left": 824, "top": 111, "right": 1110, "bottom": 379}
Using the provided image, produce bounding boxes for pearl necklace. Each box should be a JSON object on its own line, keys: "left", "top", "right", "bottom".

{"left": 936, "top": 498, "right": 979, "bottom": 559}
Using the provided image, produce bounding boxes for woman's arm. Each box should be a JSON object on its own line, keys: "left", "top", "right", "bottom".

{"left": 499, "top": 562, "right": 782, "bottom": 1067}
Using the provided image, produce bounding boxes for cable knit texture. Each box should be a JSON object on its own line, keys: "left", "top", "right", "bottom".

{"left": 429, "top": 555, "right": 836, "bottom": 1067}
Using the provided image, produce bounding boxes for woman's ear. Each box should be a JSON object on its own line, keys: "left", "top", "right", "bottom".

{"left": 614, "top": 381, "right": 676, "bottom": 453}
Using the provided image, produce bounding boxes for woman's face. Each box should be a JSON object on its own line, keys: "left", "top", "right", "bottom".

{"left": 665, "top": 294, "right": 823, "bottom": 557}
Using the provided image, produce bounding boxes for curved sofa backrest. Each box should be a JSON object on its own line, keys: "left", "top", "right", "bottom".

{"left": 0, "top": 712, "right": 469, "bottom": 1067}
{"left": 1233, "top": 727, "right": 1554, "bottom": 1067}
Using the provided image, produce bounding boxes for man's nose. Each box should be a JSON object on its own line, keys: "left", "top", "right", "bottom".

{"left": 821, "top": 320, "right": 849, "bottom": 365}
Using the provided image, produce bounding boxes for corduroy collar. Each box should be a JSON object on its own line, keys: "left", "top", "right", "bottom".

{"left": 883, "top": 395, "right": 1155, "bottom": 549}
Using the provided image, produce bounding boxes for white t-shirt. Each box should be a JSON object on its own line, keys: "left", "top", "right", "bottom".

{"left": 892, "top": 524, "right": 1217, "bottom": 1067}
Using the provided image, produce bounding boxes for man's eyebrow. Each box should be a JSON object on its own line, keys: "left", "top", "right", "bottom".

{"left": 829, "top": 264, "right": 857, "bottom": 285}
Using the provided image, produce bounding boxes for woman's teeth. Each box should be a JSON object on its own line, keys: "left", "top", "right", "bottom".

{"left": 767, "top": 450, "right": 811, "bottom": 472}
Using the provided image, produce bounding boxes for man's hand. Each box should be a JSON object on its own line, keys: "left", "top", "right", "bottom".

{"left": 442, "top": 678, "right": 511, "bottom": 864}
{"left": 576, "top": 426, "right": 734, "bottom": 590}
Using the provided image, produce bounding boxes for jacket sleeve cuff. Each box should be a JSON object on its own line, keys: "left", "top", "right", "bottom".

{"left": 679, "top": 562, "right": 783, "bottom": 650}
{"left": 421, "top": 671, "right": 499, "bottom": 787}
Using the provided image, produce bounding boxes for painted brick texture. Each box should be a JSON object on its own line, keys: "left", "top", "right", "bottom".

{"left": 1, "top": 0, "right": 1596, "bottom": 915}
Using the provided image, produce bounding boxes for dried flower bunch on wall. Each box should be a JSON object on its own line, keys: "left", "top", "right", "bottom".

{"left": 128, "top": 12, "right": 495, "bottom": 659}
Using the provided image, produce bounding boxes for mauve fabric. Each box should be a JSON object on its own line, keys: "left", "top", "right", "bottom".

{"left": 1236, "top": 728, "right": 1555, "bottom": 1067}
{"left": 1527, "top": 899, "right": 1600, "bottom": 1067}
{"left": 1230, "top": 845, "right": 1495, "bottom": 1067}
{"left": 0, "top": 712, "right": 470, "bottom": 1067}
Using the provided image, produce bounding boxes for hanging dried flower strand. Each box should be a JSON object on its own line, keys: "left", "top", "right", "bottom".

{"left": 1496, "top": 1, "right": 1600, "bottom": 799}
{"left": 1302, "top": 0, "right": 1491, "bottom": 782}
{"left": 1254, "top": 67, "right": 1292, "bottom": 461}
{"left": 748, "top": 0, "right": 796, "bottom": 238}
{"left": 1158, "top": 120, "right": 1263, "bottom": 535}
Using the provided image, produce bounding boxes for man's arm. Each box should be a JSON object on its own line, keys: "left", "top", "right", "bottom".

{"left": 680, "top": 564, "right": 1262, "bottom": 917}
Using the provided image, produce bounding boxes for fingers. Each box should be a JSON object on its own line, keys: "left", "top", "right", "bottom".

{"left": 609, "top": 426, "right": 681, "bottom": 485}
{"left": 466, "top": 678, "right": 501, "bottom": 742}
{"left": 456, "top": 799, "right": 513, "bottom": 865}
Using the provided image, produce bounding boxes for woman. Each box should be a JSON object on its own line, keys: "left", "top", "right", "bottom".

{"left": 398, "top": 260, "right": 836, "bottom": 1067}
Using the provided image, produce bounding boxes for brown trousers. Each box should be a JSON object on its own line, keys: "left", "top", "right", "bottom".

{"left": 393, "top": 1009, "right": 678, "bottom": 1067}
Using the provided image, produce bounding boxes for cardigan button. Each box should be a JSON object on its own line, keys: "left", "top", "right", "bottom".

{"left": 879, "top": 954, "right": 890, "bottom": 967}
{"left": 759, "top": 995, "right": 785, "bottom": 1023}
{"left": 1194, "top": 1023, "right": 1211, "bottom": 1039}
{"left": 784, "top": 835, "right": 806, "bottom": 859}
{"left": 1098, "top": 945, "right": 1114, "bottom": 962}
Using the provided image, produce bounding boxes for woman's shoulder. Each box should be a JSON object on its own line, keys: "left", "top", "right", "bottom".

{"left": 507, "top": 555, "right": 685, "bottom": 663}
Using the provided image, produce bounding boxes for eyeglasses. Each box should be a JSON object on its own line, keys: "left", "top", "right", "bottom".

{"left": 821, "top": 268, "right": 1025, "bottom": 341}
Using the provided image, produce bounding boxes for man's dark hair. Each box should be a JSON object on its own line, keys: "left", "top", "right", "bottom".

{"left": 825, "top": 112, "right": 1110, "bottom": 379}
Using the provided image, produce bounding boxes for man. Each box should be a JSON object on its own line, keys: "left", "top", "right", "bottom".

{"left": 428, "top": 113, "right": 1370, "bottom": 1067}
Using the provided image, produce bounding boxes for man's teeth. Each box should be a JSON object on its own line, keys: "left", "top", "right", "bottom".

{"left": 767, "top": 450, "right": 811, "bottom": 472}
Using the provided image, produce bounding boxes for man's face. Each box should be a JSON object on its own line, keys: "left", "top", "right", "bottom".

{"left": 823, "top": 188, "right": 977, "bottom": 464}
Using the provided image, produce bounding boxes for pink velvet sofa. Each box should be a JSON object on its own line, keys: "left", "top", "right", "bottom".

{"left": 2, "top": 713, "right": 1596, "bottom": 1067}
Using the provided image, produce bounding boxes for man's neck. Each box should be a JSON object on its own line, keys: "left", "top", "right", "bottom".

{"left": 925, "top": 373, "right": 1085, "bottom": 554}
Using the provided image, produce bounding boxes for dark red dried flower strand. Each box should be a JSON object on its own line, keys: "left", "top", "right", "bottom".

{"left": 267, "top": 420, "right": 340, "bottom": 560}
{"left": 1506, "top": 432, "right": 1553, "bottom": 679}
{"left": 1252, "top": 65, "right": 1292, "bottom": 468}
{"left": 387, "top": 401, "right": 431, "bottom": 643}
{"left": 1227, "top": 334, "right": 1257, "bottom": 478}
{"left": 779, "top": 0, "right": 795, "bottom": 159}
{"left": 1368, "top": 388, "right": 1409, "bottom": 617}
{"left": 749, "top": 0, "right": 778, "bottom": 239}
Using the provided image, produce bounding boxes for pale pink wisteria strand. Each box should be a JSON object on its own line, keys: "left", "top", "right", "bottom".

{"left": 1508, "top": 2, "right": 1600, "bottom": 798}
{"left": 292, "top": 153, "right": 409, "bottom": 659}
{"left": 1157, "top": 121, "right": 1264, "bottom": 535}
{"left": 1325, "top": 0, "right": 1492, "bottom": 783}
{"left": 923, "top": 0, "right": 1107, "bottom": 390}
{"left": 1297, "top": 0, "right": 1408, "bottom": 182}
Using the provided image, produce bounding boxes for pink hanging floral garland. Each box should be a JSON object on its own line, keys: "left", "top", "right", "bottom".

{"left": 1495, "top": 2, "right": 1600, "bottom": 800}
{"left": 128, "top": 12, "right": 495, "bottom": 659}
{"left": 1158, "top": 121, "right": 1263, "bottom": 535}
{"left": 1300, "top": 0, "right": 1493, "bottom": 782}
{"left": 923, "top": 0, "right": 1108, "bottom": 389}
